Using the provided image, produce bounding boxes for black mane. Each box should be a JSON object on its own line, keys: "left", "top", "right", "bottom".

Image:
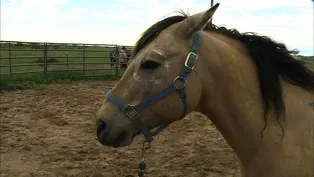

{"left": 132, "top": 11, "right": 314, "bottom": 138}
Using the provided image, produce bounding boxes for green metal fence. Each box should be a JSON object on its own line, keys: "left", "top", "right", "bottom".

{"left": 0, "top": 40, "right": 133, "bottom": 79}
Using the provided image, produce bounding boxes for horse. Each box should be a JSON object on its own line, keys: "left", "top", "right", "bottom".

{"left": 109, "top": 51, "right": 116, "bottom": 69}
{"left": 96, "top": 3, "right": 314, "bottom": 177}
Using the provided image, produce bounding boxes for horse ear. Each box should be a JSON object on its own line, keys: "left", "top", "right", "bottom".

{"left": 177, "top": 3, "right": 220, "bottom": 38}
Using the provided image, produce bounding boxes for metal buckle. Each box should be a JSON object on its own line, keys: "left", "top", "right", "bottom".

{"left": 124, "top": 104, "right": 140, "bottom": 120}
{"left": 184, "top": 52, "right": 198, "bottom": 70}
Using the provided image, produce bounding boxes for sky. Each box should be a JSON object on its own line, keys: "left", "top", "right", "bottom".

{"left": 1, "top": 0, "right": 313, "bottom": 55}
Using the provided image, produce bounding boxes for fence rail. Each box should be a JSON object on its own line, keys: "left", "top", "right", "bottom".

{"left": 0, "top": 40, "right": 133, "bottom": 80}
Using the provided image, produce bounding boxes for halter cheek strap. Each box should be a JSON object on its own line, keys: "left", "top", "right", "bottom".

{"left": 106, "top": 31, "right": 201, "bottom": 142}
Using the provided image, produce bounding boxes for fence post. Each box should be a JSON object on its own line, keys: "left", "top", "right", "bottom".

{"left": 43, "top": 43, "right": 48, "bottom": 80}
{"left": 66, "top": 52, "right": 69, "bottom": 70}
{"left": 115, "top": 45, "right": 119, "bottom": 77}
{"left": 83, "top": 44, "right": 86, "bottom": 77}
{"left": 8, "top": 41, "right": 12, "bottom": 76}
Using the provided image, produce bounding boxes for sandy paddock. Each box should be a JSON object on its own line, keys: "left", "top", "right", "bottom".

{"left": 0, "top": 81, "right": 240, "bottom": 177}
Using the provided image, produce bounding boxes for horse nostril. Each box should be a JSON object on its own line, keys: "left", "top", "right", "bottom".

{"left": 96, "top": 119, "right": 107, "bottom": 132}
{"left": 96, "top": 118, "right": 111, "bottom": 146}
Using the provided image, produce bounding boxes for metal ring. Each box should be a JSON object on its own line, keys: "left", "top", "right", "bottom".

{"left": 173, "top": 76, "right": 186, "bottom": 89}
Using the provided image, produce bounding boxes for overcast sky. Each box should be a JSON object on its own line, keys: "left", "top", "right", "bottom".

{"left": 1, "top": 0, "right": 313, "bottom": 55}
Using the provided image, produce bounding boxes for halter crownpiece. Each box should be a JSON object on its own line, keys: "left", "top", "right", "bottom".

{"left": 106, "top": 31, "right": 201, "bottom": 143}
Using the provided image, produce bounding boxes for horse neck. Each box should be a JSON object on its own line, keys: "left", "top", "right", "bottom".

{"left": 195, "top": 32, "right": 266, "bottom": 167}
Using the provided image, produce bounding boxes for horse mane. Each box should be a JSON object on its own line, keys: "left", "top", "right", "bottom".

{"left": 131, "top": 11, "right": 314, "bottom": 138}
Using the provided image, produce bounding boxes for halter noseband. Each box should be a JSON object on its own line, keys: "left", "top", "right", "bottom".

{"left": 106, "top": 31, "right": 201, "bottom": 142}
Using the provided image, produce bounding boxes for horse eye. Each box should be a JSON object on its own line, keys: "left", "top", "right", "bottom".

{"left": 140, "top": 60, "right": 161, "bottom": 70}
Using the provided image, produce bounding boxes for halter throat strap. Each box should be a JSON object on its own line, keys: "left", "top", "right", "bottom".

{"left": 106, "top": 31, "right": 201, "bottom": 142}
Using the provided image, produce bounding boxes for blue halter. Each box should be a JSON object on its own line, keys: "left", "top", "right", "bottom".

{"left": 106, "top": 32, "right": 201, "bottom": 143}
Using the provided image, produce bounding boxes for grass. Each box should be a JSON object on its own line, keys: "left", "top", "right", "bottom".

{"left": 0, "top": 69, "right": 125, "bottom": 91}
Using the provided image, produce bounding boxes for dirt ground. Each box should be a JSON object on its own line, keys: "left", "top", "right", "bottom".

{"left": 0, "top": 81, "right": 240, "bottom": 177}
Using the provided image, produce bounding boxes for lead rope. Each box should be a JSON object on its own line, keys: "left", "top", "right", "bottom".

{"left": 138, "top": 141, "right": 151, "bottom": 177}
